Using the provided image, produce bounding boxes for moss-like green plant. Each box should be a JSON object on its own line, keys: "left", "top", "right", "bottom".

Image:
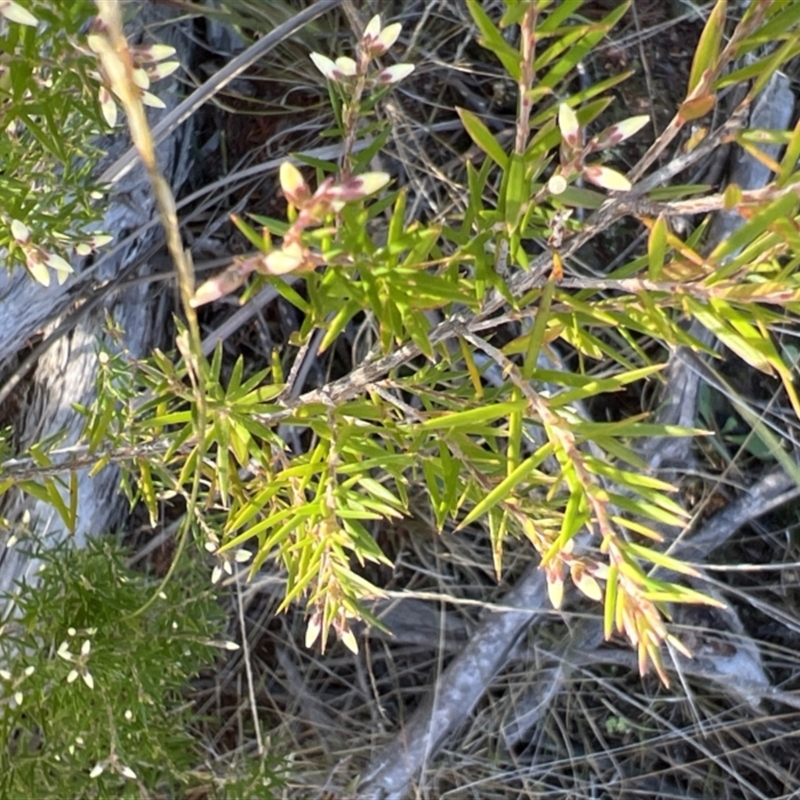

{"left": 0, "top": 0, "right": 110, "bottom": 283}
{"left": 0, "top": 536, "right": 285, "bottom": 798}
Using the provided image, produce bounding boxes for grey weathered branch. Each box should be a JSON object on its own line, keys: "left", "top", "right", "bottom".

{"left": 0, "top": 7, "right": 197, "bottom": 610}
{"left": 356, "top": 462, "right": 800, "bottom": 799}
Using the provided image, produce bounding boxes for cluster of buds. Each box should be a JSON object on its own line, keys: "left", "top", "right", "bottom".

{"left": 191, "top": 164, "right": 389, "bottom": 307}
{"left": 8, "top": 218, "right": 112, "bottom": 286}
{"left": 190, "top": 14, "right": 411, "bottom": 308}
{"left": 85, "top": 20, "right": 180, "bottom": 127}
{"left": 56, "top": 631, "right": 95, "bottom": 690}
{"left": 541, "top": 536, "right": 607, "bottom": 609}
{"left": 0, "top": 663, "right": 36, "bottom": 707}
{"left": 9, "top": 218, "right": 73, "bottom": 286}
{"left": 204, "top": 532, "right": 253, "bottom": 585}
{"left": 276, "top": 161, "right": 389, "bottom": 265}
{"left": 310, "top": 14, "right": 415, "bottom": 88}
{"left": 89, "top": 753, "right": 137, "bottom": 782}
{"left": 548, "top": 103, "right": 649, "bottom": 195}
{"left": 305, "top": 600, "right": 359, "bottom": 655}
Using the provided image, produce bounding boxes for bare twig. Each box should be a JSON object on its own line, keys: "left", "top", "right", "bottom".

{"left": 356, "top": 560, "right": 548, "bottom": 800}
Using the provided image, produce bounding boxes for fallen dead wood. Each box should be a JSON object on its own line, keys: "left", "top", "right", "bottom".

{"left": 0, "top": 5, "right": 198, "bottom": 611}
{"left": 356, "top": 446, "right": 800, "bottom": 800}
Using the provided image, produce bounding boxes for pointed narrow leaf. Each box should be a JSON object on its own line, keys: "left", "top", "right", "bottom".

{"left": 687, "top": 0, "right": 726, "bottom": 96}
{"left": 457, "top": 454, "right": 542, "bottom": 529}
{"left": 456, "top": 107, "right": 508, "bottom": 169}
{"left": 687, "top": 298, "right": 775, "bottom": 375}
{"left": 626, "top": 542, "right": 700, "bottom": 578}
{"left": 466, "top": 0, "right": 522, "bottom": 80}
{"left": 647, "top": 215, "right": 668, "bottom": 279}
{"left": 503, "top": 153, "right": 528, "bottom": 232}
{"left": 604, "top": 565, "right": 618, "bottom": 640}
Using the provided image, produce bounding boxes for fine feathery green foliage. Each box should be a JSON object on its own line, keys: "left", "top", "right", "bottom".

{"left": 0, "top": 0, "right": 108, "bottom": 284}
{"left": 0, "top": 536, "right": 285, "bottom": 798}
{"left": 5, "top": 0, "right": 800, "bottom": 693}
{"left": 0, "top": 0, "right": 179, "bottom": 285}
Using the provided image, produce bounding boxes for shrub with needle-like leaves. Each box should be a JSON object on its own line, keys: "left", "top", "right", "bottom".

{"left": 8, "top": 1, "right": 800, "bottom": 693}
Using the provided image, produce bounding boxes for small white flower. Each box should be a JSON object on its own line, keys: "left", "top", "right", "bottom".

{"left": 57, "top": 641, "right": 73, "bottom": 662}
{"left": 210, "top": 541, "right": 251, "bottom": 585}
{"left": 363, "top": 15, "right": 382, "bottom": 39}
{"left": 89, "top": 234, "right": 112, "bottom": 249}
{"left": 310, "top": 52, "right": 337, "bottom": 80}
{"left": 45, "top": 252, "right": 74, "bottom": 279}
{"left": 98, "top": 86, "right": 118, "bottom": 128}
{"left": 558, "top": 102, "right": 580, "bottom": 149}
{"left": 309, "top": 52, "right": 357, "bottom": 82}
{"left": 149, "top": 61, "right": 180, "bottom": 81}
{"left": 0, "top": 0, "right": 38, "bottom": 26}
{"left": 142, "top": 44, "right": 177, "bottom": 62}
{"left": 333, "top": 56, "right": 358, "bottom": 77}
{"left": 583, "top": 164, "right": 631, "bottom": 192}
{"left": 124, "top": 709, "right": 133, "bottom": 721}
{"left": 264, "top": 244, "right": 306, "bottom": 275}
{"left": 10, "top": 219, "right": 29, "bottom": 242}
{"left": 142, "top": 90, "right": 166, "bottom": 109}
{"left": 362, "top": 15, "right": 402, "bottom": 55}
{"left": 377, "top": 23, "right": 402, "bottom": 52}
{"left": 86, "top": 34, "right": 104, "bottom": 55}
{"left": 132, "top": 67, "right": 150, "bottom": 90}
{"left": 279, "top": 161, "right": 310, "bottom": 207}
{"left": 376, "top": 63, "right": 415, "bottom": 85}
